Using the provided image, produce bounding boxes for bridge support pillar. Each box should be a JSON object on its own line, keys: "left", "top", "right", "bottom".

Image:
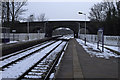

{"left": 45, "top": 25, "right": 52, "bottom": 37}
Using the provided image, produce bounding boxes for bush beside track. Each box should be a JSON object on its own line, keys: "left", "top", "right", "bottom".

{"left": 1, "top": 36, "right": 61, "bottom": 56}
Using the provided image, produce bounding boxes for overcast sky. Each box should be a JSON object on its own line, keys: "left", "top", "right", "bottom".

{"left": 22, "top": 0, "right": 103, "bottom": 21}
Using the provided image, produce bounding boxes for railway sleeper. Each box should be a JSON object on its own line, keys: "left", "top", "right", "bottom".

{"left": 19, "top": 41, "right": 67, "bottom": 80}
{"left": 23, "top": 56, "right": 58, "bottom": 79}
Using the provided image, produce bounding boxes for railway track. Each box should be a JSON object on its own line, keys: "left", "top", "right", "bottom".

{"left": 1, "top": 41, "right": 56, "bottom": 70}
{"left": 19, "top": 41, "right": 68, "bottom": 80}
{"left": 1, "top": 39, "right": 68, "bottom": 79}
{"left": 1, "top": 41, "right": 55, "bottom": 60}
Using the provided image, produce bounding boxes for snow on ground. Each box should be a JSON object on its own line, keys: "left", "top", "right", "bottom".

{"left": 0, "top": 41, "right": 18, "bottom": 46}
{"left": 24, "top": 42, "right": 67, "bottom": 79}
{"left": 59, "top": 34, "right": 74, "bottom": 40}
{"left": 6, "top": 41, "right": 18, "bottom": 44}
{"left": 5, "top": 38, "right": 40, "bottom": 44}
{"left": 76, "top": 39, "right": 120, "bottom": 59}
{"left": 45, "top": 42, "right": 66, "bottom": 62}
{"left": 0, "top": 54, "right": 1, "bottom": 79}
{"left": 0, "top": 71, "right": 2, "bottom": 80}
{"left": 49, "top": 42, "right": 66, "bottom": 54}
{"left": 41, "top": 41, "right": 66, "bottom": 64}
{"left": 1, "top": 41, "right": 51, "bottom": 59}
{"left": 2, "top": 41, "right": 62, "bottom": 78}
{"left": 1, "top": 41, "right": 54, "bottom": 68}
{"left": 104, "top": 45, "right": 120, "bottom": 53}
{"left": 56, "top": 42, "right": 68, "bottom": 67}
{"left": 49, "top": 73, "right": 55, "bottom": 79}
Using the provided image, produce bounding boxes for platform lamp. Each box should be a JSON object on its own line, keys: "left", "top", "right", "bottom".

{"left": 78, "top": 11, "right": 87, "bottom": 45}
{"left": 27, "top": 19, "right": 29, "bottom": 40}
{"left": 27, "top": 15, "right": 33, "bottom": 40}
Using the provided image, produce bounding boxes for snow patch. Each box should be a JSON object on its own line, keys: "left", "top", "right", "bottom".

{"left": 49, "top": 73, "right": 54, "bottom": 79}
{"left": 6, "top": 41, "right": 18, "bottom": 44}
{"left": 59, "top": 35, "right": 74, "bottom": 40}
{"left": 2, "top": 41, "right": 62, "bottom": 78}
{"left": 0, "top": 71, "right": 2, "bottom": 80}
{"left": 76, "top": 39, "right": 120, "bottom": 59}
{"left": 104, "top": 45, "right": 120, "bottom": 53}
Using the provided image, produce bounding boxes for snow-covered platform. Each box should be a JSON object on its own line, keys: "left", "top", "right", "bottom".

{"left": 55, "top": 38, "right": 119, "bottom": 79}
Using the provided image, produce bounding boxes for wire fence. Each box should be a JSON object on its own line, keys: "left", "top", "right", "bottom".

{"left": 9, "top": 33, "right": 45, "bottom": 41}
{"left": 79, "top": 34, "right": 120, "bottom": 47}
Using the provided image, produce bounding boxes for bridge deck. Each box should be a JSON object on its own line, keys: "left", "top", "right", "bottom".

{"left": 55, "top": 38, "right": 119, "bottom": 80}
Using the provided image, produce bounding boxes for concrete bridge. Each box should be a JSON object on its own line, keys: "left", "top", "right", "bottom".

{"left": 45, "top": 21, "right": 80, "bottom": 38}
{"left": 3, "top": 20, "right": 91, "bottom": 38}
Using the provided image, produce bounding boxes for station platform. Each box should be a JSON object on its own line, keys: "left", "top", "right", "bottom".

{"left": 55, "top": 38, "right": 119, "bottom": 80}
{"left": 1, "top": 36, "right": 60, "bottom": 56}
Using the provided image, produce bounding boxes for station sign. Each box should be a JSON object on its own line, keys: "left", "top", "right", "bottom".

{"left": 97, "top": 28, "right": 104, "bottom": 52}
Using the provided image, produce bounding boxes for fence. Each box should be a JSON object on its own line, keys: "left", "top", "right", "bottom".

{"left": 9, "top": 33, "right": 45, "bottom": 41}
{"left": 79, "top": 34, "right": 120, "bottom": 46}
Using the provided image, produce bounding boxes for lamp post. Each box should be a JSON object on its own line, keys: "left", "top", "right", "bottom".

{"left": 78, "top": 11, "right": 87, "bottom": 45}
{"left": 22, "top": 18, "right": 29, "bottom": 40}
{"left": 27, "top": 15, "right": 33, "bottom": 40}
{"left": 27, "top": 19, "right": 29, "bottom": 40}
{"left": 37, "top": 30, "right": 40, "bottom": 39}
{"left": 78, "top": 22, "right": 80, "bottom": 38}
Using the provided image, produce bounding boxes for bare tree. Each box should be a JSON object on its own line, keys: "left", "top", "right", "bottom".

{"left": 0, "top": 1, "right": 1, "bottom": 13}
{"left": 2, "top": 0, "right": 27, "bottom": 23}
{"left": 89, "top": 1, "right": 119, "bottom": 35}
{"left": 28, "top": 14, "right": 35, "bottom": 22}
{"left": 89, "top": 2, "right": 108, "bottom": 22}
{"left": 0, "top": 1, "right": 2, "bottom": 25}
{"left": 116, "top": 1, "right": 120, "bottom": 34}
{"left": 116, "top": 1, "right": 120, "bottom": 17}
{"left": 89, "top": 1, "right": 118, "bottom": 21}
{"left": 9, "top": 0, "right": 27, "bottom": 22}
{"left": 37, "top": 13, "right": 46, "bottom": 22}
{"left": 2, "top": 2, "right": 7, "bottom": 23}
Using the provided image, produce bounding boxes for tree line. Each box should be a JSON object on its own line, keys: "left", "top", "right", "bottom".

{"left": 89, "top": 0, "right": 120, "bottom": 36}
{"left": 1, "top": 0, "right": 47, "bottom": 25}
{"left": 2, "top": 0, "right": 27, "bottom": 23}
{"left": 27, "top": 13, "right": 47, "bottom": 22}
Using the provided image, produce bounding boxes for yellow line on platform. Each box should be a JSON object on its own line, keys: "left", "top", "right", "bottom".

{"left": 73, "top": 40, "right": 84, "bottom": 79}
